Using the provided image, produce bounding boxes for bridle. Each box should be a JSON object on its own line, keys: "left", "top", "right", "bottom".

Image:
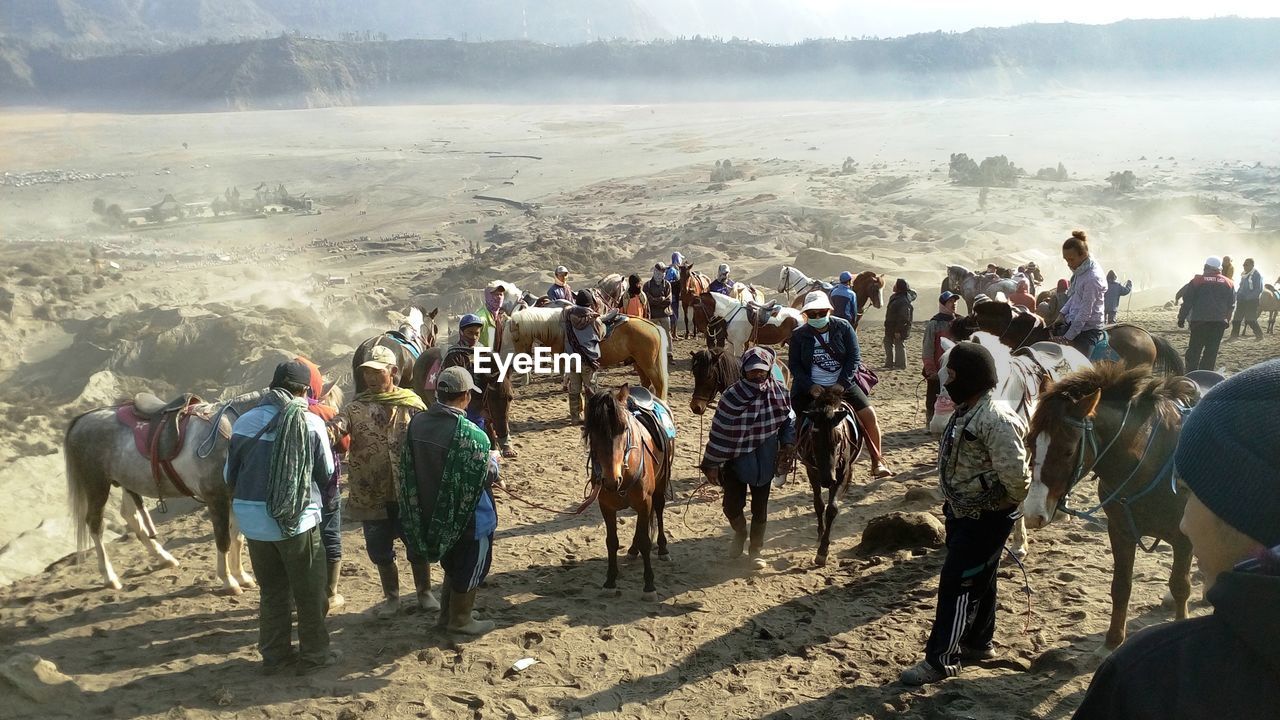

{"left": 588, "top": 414, "right": 660, "bottom": 498}
{"left": 780, "top": 267, "right": 810, "bottom": 296}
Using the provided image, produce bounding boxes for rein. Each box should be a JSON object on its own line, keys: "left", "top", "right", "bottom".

{"left": 780, "top": 267, "right": 810, "bottom": 296}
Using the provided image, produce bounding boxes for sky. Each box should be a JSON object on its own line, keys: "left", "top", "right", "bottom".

{"left": 642, "top": 1, "right": 1279, "bottom": 42}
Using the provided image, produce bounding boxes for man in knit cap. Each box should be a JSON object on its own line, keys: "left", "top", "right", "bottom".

{"left": 1073, "top": 359, "right": 1280, "bottom": 718}
{"left": 901, "top": 342, "right": 1029, "bottom": 686}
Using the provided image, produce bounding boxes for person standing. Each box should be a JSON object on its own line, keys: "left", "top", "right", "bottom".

{"left": 1104, "top": 270, "right": 1133, "bottom": 324}
{"left": 831, "top": 271, "right": 860, "bottom": 326}
{"left": 476, "top": 282, "right": 506, "bottom": 351}
{"left": 296, "top": 356, "right": 348, "bottom": 611}
{"left": 883, "top": 279, "right": 916, "bottom": 370}
{"left": 620, "top": 273, "right": 650, "bottom": 318}
{"left": 644, "top": 263, "right": 673, "bottom": 325}
{"left": 563, "top": 290, "right": 604, "bottom": 423}
{"left": 1178, "top": 257, "right": 1236, "bottom": 371}
{"left": 1230, "top": 258, "right": 1264, "bottom": 341}
{"left": 789, "top": 291, "right": 894, "bottom": 478}
{"left": 400, "top": 367, "right": 500, "bottom": 636}
{"left": 226, "top": 360, "right": 339, "bottom": 675}
{"left": 547, "top": 266, "right": 573, "bottom": 303}
{"left": 442, "top": 315, "right": 497, "bottom": 431}
{"left": 1055, "top": 230, "right": 1107, "bottom": 358}
{"left": 1222, "top": 256, "right": 1235, "bottom": 280}
{"left": 699, "top": 347, "right": 796, "bottom": 571}
{"left": 709, "top": 264, "right": 736, "bottom": 296}
{"left": 1072, "top": 359, "right": 1280, "bottom": 719}
{"left": 667, "top": 252, "right": 685, "bottom": 329}
{"left": 922, "top": 292, "right": 959, "bottom": 425}
{"left": 900, "top": 343, "right": 1029, "bottom": 686}
{"left": 337, "top": 345, "right": 435, "bottom": 618}
{"left": 1040, "top": 278, "right": 1069, "bottom": 326}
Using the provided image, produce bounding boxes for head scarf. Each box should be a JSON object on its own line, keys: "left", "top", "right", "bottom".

{"left": 484, "top": 285, "right": 504, "bottom": 314}
{"left": 628, "top": 273, "right": 642, "bottom": 294}
{"left": 702, "top": 347, "right": 792, "bottom": 466}
{"left": 893, "top": 278, "right": 909, "bottom": 294}
{"left": 1056, "top": 278, "right": 1069, "bottom": 292}
{"left": 717, "top": 263, "right": 730, "bottom": 280}
{"left": 671, "top": 252, "right": 685, "bottom": 267}
{"left": 652, "top": 263, "right": 666, "bottom": 282}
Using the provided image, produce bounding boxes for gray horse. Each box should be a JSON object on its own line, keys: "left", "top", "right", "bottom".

{"left": 65, "top": 389, "right": 268, "bottom": 593}
{"left": 945, "top": 265, "right": 1019, "bottom": 314}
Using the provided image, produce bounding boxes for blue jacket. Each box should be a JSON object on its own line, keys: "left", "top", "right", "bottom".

{"left": 789, "top": 317, "right": 860, "bottom": 399}
{"left": 1104, "top": 280, "right": 1132, "bottom": 313}
{"left": 225, "top": 402, "right": 335, "bottom": 542}
{"left": 730, "top": 414, "right": 797, "bottom": 487}
{"left": 830, "top": 285, "right": 858, "bottom": 323}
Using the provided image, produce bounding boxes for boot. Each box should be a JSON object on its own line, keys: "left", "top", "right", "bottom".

{"left": 410, "top": 561, "right": 441, "bottom": 612}
{"left": 726, "top": 515, "right": 748, "bottom": 559}
{"left": 374, "top": 562, "right": 400, "bottom": 618}
{"left": 748, "top": 519, "right": 768, "bottom": 571}
{"left": 435, "top": 579, "right": 452, "bottom": 630}
{"left": 569, "top": 394, "right": 583, "bottom": 424}
{"left": 447, "top": 588, "right": 496, "bottom": 636}
{"left": 326, "top": 560, "right": 345, "bottom": 612}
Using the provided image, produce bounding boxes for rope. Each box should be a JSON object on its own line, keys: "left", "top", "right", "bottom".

{"left": 495, "top": 477, "right": 601, "bottom": 516}
{"left": 1002, "top": 543, "right": 1036, "bottom": 634}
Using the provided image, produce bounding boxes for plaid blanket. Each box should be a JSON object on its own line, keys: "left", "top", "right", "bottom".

{"left": 701, "top": 352, "right": 792, "bottom": 466}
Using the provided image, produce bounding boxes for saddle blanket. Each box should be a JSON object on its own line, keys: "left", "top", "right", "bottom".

{"left": 385, "top": 331, "right": 422, "bottom": 360}
{"left": 116, "top": 404, "right": 155, "bottom": 457}
{"left": 1089, "top": 331, "right": 1121, "bottom": 364}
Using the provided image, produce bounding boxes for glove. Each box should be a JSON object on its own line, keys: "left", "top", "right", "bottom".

{"left": 831, "top": 384, "right": 846, "bottom": 395}
{"left": 808, "top": 384, "right": 824, "bottom": 398}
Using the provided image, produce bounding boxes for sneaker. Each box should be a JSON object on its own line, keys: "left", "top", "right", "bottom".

{"left": 899, "top": 660, "right": 948, "bottom": 686}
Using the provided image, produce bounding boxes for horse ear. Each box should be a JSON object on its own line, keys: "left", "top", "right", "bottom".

{"left": 1074, "top": 390, "right": 1103, "bottom": 417}
{"left": 428, "top": 308, "right": 438, "bottom": 319}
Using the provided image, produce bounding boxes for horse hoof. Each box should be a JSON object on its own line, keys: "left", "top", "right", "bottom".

{"left": 641, "top": 591, "right": 659, "bottom": 602}
{"left": 105, "top": 579, "right": 123, "bottom": 591}
{"left": 238, "top": 575, "right": 258, "bottom": 590}
{"left": 601, "top": 588, "right": 622, "bottom": 598}
{"left": 658, "top": 553, "right": 672, "bottom": 562}
{"left": 1094, "top": 644, "right": 1117, "bottom": 659}
{"left": 814, "top": 554, "right": 828, "bottom": 568}
{"left": 219, "top": 584, "right": 244, "bottom": 597}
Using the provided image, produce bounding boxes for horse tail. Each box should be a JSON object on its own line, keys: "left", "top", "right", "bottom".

{"left": 1150, "top": 334, "right": 1186, "bottom": 376}
{"left": 64, "top": 411, "right": 93, "bottom": 554}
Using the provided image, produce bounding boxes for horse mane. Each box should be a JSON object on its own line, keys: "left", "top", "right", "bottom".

{"left": 583, "top": 390, "right": 626, "bottom": 444}
{"left": 319, "top": 384, "right": 344, "bottom": 410}
{"left": 969, "top": 331, "right": 1012, "bottom": 368}
{"left": 507, "top": 307, "right": 564, "bottom": 346}
{"left": 1030, "top": 364, "right": 1196, "bottom": 440}
{"left": 714, "top": 349, "right": 741, "bottom": 386}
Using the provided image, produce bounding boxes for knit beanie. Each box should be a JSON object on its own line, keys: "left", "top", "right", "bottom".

{"left": 1175, "top": 359, "right": 1280, "bottom": 547}
{"left": 943, "top": 342, "right": 998, "bottom": 402}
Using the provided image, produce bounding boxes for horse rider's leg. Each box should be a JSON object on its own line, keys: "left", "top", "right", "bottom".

{"left": 209, "top": 496, "right": 244, "bottom": 596}
{"left": 1103, "top": 523, "right": 1138, "bottom": 650}
{"left": 723, "top": 474, "right": 750, "bottom": 559}
{"left": 228, "top": 510, "right": 256, "bottom": 589}
{"left": 122, "top": 491, "right": 179, "bottom": 569}
{"left": 1009, "top": 514, "right": 1029, "bottom": 560}
{"left": 747, "top": 482, "right": 770, "bottom": 571}
{"left": 637, "top": 501, "right": 657, "bottom": 599}
{"left": 1169, "top": 536, "right": 1193, "bottom": 620}
{"left": 855, "top": 406, "right": 894, "bottom": 477}
{"left": 602, "top": 506, "right": 621, "bottom": 591}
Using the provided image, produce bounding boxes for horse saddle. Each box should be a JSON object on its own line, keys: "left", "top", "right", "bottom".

{"left": 808, "top": 280, "right": 834, "bottom": 293}
{"left": 1016, "top": 343, "right": 1078, "bottom": 383}
{"left": 115, "top": 393, "right": 204, "bottom": 500}
{"left": 626, "top": 388, "right": 677, "bottom": 441}
{"left": 601, "top": 311, "right": 628, "bottom": 337}
{"left": 386, "top": 330, "right": 422, "bottom": 359}
{"left": 744, "top": 301, "right": 782, "bottom": 327}
{"left": 1184, "top": 370, "right": 1226, "bottom": 403}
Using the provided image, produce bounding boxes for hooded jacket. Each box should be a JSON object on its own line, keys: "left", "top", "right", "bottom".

{"left": 1072, "top": 569, "right": 1280, "bottom": 719}
{"left": 1178, "top": 272, "right": 1236, "bottom": 324}
{"left": 884, "top": 288, "right": 917, "bottom": 328}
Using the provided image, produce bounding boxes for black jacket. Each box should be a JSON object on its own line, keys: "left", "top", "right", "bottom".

{"left": 1073, "top": 569, "right": 1280, "bottom": 719}
{"left": 884, "top": 290, "right": 917, "bottom": 328}
{"left": 789, "top": 317, "right": 860, "bottom": 399}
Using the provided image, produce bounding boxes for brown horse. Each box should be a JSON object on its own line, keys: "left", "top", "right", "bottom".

{"left": 583, "top": 385, "right": 673, "bottom": 600}
{"left": 678, "top": 263, "right": 711, "bottom": 338}
{"left": 798, "top": 387, "right": 865, "bottom": 567}
{"left": 689, "top": 348, "right": 792, "bottom": 415}
{"left": 502, "top": 307, "right": 671, "bottom": 399}
{"left": 352, "top": 307, "right": 439, "bottom": 393}
{"left": 1023, "top": 365, "right": 1196, "bottom": 648}
{"left": 782, "top": 267, "right": 884, "bottom": 327}
{"left": 957, "top": 303, "right": 1185, "bottom": 374}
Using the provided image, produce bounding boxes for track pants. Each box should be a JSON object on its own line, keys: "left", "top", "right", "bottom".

{"left": 923, "top": 504, "right": 1018, "bottom": 676}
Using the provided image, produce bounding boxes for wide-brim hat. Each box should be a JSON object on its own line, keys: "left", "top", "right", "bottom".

{"left": 801, "top": 291, "right": 834, "bottom": 313}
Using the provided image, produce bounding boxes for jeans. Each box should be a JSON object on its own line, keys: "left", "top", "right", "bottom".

{"left": 1231, "top": 299, "right": 1262, "bottom": 338}
{"left": 1069, "top": 328, "right": 1105, "bottom": 360}
{"left": 319, "top": 498, "right": 341, "bottom": 563}
{"left": 1185, "top": 321, "right": 1227, "bottom": 371}
{"left": 923, "top": 505, "right": 1018, "bottom": 675}
{"left": 362, "top": 504, "right": 425, "bottom": 566}
{"left": 246, "top": 527, "right": 330, "bottom": 668}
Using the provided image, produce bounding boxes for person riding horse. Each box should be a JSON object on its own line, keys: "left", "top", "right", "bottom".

{"left": 564, "top": 290, "right": 605, "bottom": 423}
{"left": 699, "top": 347, "right": 796, "bottom": 572}
{"left": 1053, "top": 230, "right": 1107, "bottom": 358}
{"left": 789, "top": 291, "right": 894, "bottom": 479}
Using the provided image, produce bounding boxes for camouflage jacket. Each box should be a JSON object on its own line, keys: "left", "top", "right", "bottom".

{"left": 937, "top": 393, "right": 1030, "bottom": 518}
{"left": 339, "top": 400, "right": 422, "bottom": 521}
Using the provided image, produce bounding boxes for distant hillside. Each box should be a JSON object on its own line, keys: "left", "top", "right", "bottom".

{"left": 0, "top": 0, "right": 668, "bottom": 46}
{"left": 3, "top": 18, "right": 1280, "bottom": 111}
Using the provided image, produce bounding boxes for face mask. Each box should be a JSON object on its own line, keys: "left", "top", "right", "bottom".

{"left": 807, "top": 316, "right": 829, "bottom": 329}
{"left": 653, "top": 270, "right": 664, "bottom": 282}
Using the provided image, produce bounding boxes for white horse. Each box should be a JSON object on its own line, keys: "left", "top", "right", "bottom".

{"left": 64, "top": 389, "right": 269, "bottom": 593}
{"left": 937, "top": 332, "right": 1091, "bottom": 558}
{"left": 778, "top": 265, "right": 828, "bottom": 302}
{"left": 701, "top": 291, "right": 803, "bottom": 356}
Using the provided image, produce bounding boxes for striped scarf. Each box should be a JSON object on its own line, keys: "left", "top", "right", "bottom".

{"left": 701, "top": 350, "right": 792, "bottom": 466}
{"left": 264, "top": 388, "right": 314, "bottom": 536}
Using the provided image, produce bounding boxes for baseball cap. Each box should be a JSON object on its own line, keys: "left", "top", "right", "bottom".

{"left": 939, "top": 291, "right": 958, "bottom": 305}
{"left": 271, "top": 360, "right": 312, "bottom": 389}
{"left": 437, "top": 366, "right": 480, "bottom": 394}
{"left": 358, "top": 345, "right": 397, "bottom": 371}
{"left": 459, "top": 313, "right": 483, "bottom": 329}
{"left": 555, "top": 265, "right": 569, "bottom": 275}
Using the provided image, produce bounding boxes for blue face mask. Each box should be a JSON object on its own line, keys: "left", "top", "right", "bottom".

{"left": 807, "top": 316, "right": 830, "bottom": 329}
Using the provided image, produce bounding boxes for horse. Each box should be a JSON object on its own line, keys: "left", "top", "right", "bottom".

{"left": 937, "top": 332, "right": 1092, "bottom": 558}
{"left": 1022, "top": 364, "right": 1198, "bottom": 649}
{"left": 64, "top": 389, "right": 269, "bottom": 593}
{"left": 698, "top": 291, "right": 802, "bottom": 356}
{"left": 780, "top": 266, "right": 885, "bottom": 324}
{"left": 797, "top": 387, "right": 865, "bottom": 567}
{"left": 944, "top": 265, "right": 1019, "bottom": 314}
{"left": 730, "top": 283, "right": 767, "bottom": 306}
{"left": 596, "top": 273, "right": 625, "bottom": 309}
{"left": 501, "top": 306, "right": 671, "bottom": 400}
{"left": 583, "top": 385, "right": 673, "bottom": 600}
{"left": 1261, "top": 284, "right": 1280, "bottom": 333}
{"left": 677, "top": 263, "right": 712, "bottom": 338}
{"left": 352, "top": 306, "right": 439, "bottom": 393}
{"left": 954, "top": 303, "right": 1185, "bottom": 374}
{"left": 689, "top": 348, "right": 792, "bottom": 415}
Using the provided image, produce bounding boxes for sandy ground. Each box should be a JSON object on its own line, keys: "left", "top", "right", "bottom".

{"left": 1, "top": 97, "right": 1279, "bottom": 718}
